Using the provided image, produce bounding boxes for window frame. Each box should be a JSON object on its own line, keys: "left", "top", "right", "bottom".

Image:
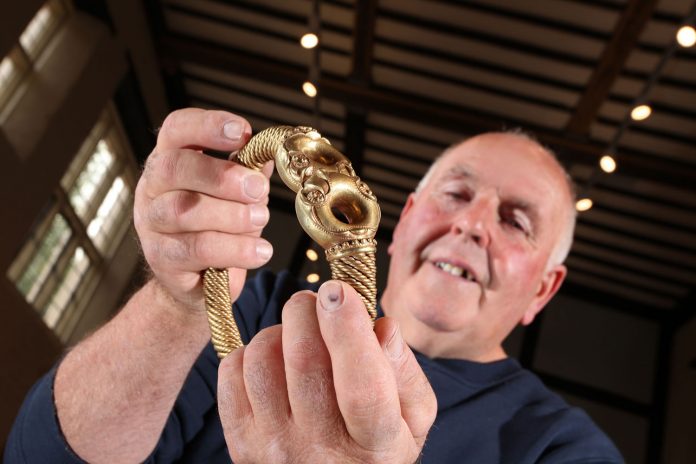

{"left": 0, "top": 0, "right": 70, "bottom": 117}
{"left": 7, "top": 103, "right": 138, "bottom": 341}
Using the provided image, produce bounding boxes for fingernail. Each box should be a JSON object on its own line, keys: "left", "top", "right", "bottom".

{"left": 386, "top": 326, "right": 404, "bottom": 358}
{"left": 319, "top": 281, "right": 343, "bottom": 312}
{"left": 250, "top": 204, "right": 269, "bottom": 227}
{"left": 244, "top": 173, "right": 266, "bottom": 199}
{"left": 256, "top": 241, "right": 273, "bottom": 261}
{"left": 223, "top": 121, "right": 243, "bottom": 140}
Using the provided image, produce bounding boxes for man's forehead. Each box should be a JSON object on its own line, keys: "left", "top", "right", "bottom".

{"left": 432, "top": 135, "right": 570, "bottom": 212}
{"left": 441, "top": 134, "right": 563, "bottom": 181}
{"left": 446, "top": 133, "right": 550, "bottom": 163}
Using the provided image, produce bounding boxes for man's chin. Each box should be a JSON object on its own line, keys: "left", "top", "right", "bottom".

{"left": 413, "top": 304, "right": 472, "bottom": 333}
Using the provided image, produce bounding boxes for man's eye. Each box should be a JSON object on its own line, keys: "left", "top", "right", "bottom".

{"left": 503, "top": 214, "right": 529, "bottom": 234}
{"left": 444, "top": 191, "right": 470, "bottom": 201}
{"left": 506, "top": 217, "right": 524, "bottom": 230}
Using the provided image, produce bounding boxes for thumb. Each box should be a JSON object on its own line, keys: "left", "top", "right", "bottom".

{"left": 261, "top": 160, "right": 275, "bottom": 179}
{"left": 374, "top": 317, "right": 437, "bottom": 448}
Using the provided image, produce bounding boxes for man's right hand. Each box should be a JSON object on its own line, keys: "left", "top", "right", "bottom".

{"left": 134, "top": 108, "right": 274, "bottom": 312}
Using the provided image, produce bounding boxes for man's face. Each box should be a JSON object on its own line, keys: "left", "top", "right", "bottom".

{"left": 381, "top": 133, "right": 570, "bottom": 360}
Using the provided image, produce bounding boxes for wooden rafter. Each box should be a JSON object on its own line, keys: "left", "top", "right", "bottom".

{"left": 565, "top": 0, "right": 659, "bottom": 135}
{"left": 344, "top": 0, "right": 378, "bottom": 173}
{"left": 159, "top": 34, "right": 696, "bottom": 189}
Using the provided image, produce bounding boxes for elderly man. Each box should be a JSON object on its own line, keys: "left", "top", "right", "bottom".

{"left": 5, "top": 109, "right": 622, "bottom": 463}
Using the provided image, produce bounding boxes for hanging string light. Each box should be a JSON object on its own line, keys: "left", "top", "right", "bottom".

{"left": 300, "top": 33, "right": 319, "bottom": 49}
{"left": 575, "top": 197, "right": 593, "bottom": 212}
{"left": 302, "top": 1, "right": 323, "bottom": 283}
{"left": 630, "top": 104, "right": 652, "bottom": 121}
{"left": 305, "top": 248, "right": 318, "bottom": 261}
{"left": 576, "top": 4, "right": 696, "bottom": 213}
{"left": 676, "top": 25, "right": 696, "bottom": 47}
{"left": 599, "top": 155, "right": 617, "bottom": 173}
{"left": 300, "top": 0, "right": 321, "bottom": 129}
{"left": 302, "top": 81, "right": 317, "bottom": 97}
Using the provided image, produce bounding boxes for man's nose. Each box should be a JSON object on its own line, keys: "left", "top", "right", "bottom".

{"left": 451, "top": 197, "right": 493, "bottom": 248}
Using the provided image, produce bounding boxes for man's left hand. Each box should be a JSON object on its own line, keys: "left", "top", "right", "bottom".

{"left": 217, "top": 280, "right": 437, "bottom": 463}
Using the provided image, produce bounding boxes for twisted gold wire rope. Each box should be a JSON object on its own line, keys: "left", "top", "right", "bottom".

{"left": 203, "top": 126, "right": 378, "bottom": 358}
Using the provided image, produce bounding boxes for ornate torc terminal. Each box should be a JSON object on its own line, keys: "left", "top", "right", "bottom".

{"left": 203, "top": 126, "right": 381, "bottom": 358}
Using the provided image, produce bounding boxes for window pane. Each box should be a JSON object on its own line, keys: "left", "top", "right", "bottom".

{"left": 20, "top": 6, "right": 52, "bottom": 55}
{"left": 0, "top": 55, "right": 17, "bottom": 90}
{"left": 43, "top": 247, "right": 90, "bottom": 328}
{"left": 19, "top": 1, "right": 66, "bottom": 60}
{"left": 0, "top": 53, "right": 21, "bottom": 107}
{"left": 16, "top": 214, "right": 72, "bottom": 303}
{"left": 88, "top": 176, "right": 130, "bottom": 253}
{"left": 68, "top": 139, "right": 115, "bottom": 221}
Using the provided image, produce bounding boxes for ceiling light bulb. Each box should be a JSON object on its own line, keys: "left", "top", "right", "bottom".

{"left": 302, "top": 81, "right": 317, "bottom": 97}
{"left": 300, "top": 33, "right": 319, "bottom": 49}
{"left": 306, "top": 273, "right": 320, "bottom": 283}
{"left": 599, "top": 155, "right": 616, "bottom": 173}
{"left": 677, "top": 25, "right": 696, "bottom": 47}
{"left": 630, "top": 104, "right": 651, "bottom": 121}
{"left": 575, "top": 198, "right": 593, "bottom": 212}
{"left": 306, "top": 249, "right": 318, "bottom": 261}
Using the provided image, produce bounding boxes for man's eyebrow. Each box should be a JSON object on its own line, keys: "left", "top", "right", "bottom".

{"left": 443, "top": 165, "right": 476, "bottom": 181}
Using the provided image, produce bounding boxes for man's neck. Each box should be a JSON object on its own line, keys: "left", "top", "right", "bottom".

{"left": 380, "top": 297, "right": 507, "bottom": 362}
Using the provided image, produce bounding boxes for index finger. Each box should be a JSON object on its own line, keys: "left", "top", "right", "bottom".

{"left": 315, "top": 281, "right": 403, "bottom": 451}
{"left": 157, "top": 108, "right": 252, "bottom": 152}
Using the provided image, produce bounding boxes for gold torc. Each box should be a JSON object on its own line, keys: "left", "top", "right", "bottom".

{"left": 203, "top": 126, "right": 381, "bottom": 358}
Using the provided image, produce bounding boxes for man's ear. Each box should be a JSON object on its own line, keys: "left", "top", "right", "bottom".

{"left": 520, "top": 264, "right": 567, "bottom": 326}
{"left": 388, "top": 193, "right": 417, "bottom": 256}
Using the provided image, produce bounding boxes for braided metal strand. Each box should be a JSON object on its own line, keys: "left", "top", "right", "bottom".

{"left": 236, "top": 126, "right": 296, "bottom": 169}
{"left": 328, "top": 251, "right": 378, "bottom": 322}
{"left": 204, "top": 126, "right": 298, "bottom": 358}
{"left": 204, "top": 268, "right": 243, "bottom": 358}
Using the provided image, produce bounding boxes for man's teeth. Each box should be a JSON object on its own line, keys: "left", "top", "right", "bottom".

{"left": 435, "top": 262, "right": 475, "bottom": 281}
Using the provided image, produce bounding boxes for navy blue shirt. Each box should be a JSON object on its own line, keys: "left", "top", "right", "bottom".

{"left": 5, "top": 270, "right": 623, "bottom": 463}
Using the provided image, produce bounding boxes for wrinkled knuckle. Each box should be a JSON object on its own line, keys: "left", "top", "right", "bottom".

{"left": 171, "top": 191, "right": 196, "bottom": 224}
{"left": 213, "top": 164, "right": 231, "bottom": 191}
{"left": 143, "top": 150, "right": 160, "bottom": 180}
{"left": 286, "top": 291, "right": 316, "bottom": 308}
{"left": 246, "top": 326, "right": 279, "bottom": 356}
{"left": 148, "top": 149, "right": 179, "bottom": 185}
{"left": 344, "top": 381, "right": 392, "bottom": 418}
{"left": 163, "top": 236, "right": 191, "bottom": 263}
{"left": 139, "top": 235, "right": 159, "bottom": 262}
{"left": 287, "top": 336, "right": 322, "bottom": 370}
{"left": 191, "top": 232, "right": 214, "bottom": 263}
{"left": 159, "top": 110, "right": 183, "bottom": 138}
{"left": 244, "top": 361, "right": 274, "bottom": 400}
{"left": 148, "top": 197, "right": 171, "bottom": 227}
{"left": 203, "top": 109, "right": 222, "bottom": 131}
{"left": 399, "top": 363, "right": 423, "bottom": 391}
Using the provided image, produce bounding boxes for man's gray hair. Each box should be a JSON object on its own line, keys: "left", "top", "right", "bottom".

{"left": 415, "top": 129, "right": 577, "bottom": 268}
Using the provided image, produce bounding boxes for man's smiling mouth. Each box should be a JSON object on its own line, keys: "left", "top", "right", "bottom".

{"left": 434, "top": 261, "right": 477, "bottom": 283}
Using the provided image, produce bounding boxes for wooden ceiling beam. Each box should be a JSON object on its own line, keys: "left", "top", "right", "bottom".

{"left": 349, "top": 0, "right": 378, "bottom": 84}
{"left": 343, "top": 0, "right": 378, "bottom": 173}
{"left": 158, "top": 34, "right": 695, "bottom": 188}
{"left": 565, "top": 0, "right": 659, "bottom": 135}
